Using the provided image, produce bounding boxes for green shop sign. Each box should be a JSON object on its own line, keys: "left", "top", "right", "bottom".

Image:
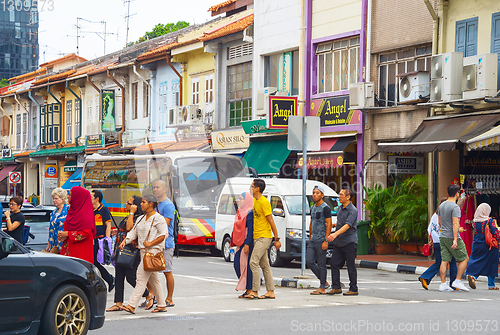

{"left": 241, "top": 120, "right": 284, "bottom": 135}
{"left": 101, "top": 89, "right": 116, "bottom": 132}
{"left": 85, "top": 134, "right": 105, "bottom": 149}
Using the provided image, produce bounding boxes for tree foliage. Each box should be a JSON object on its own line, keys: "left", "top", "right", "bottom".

{"left": 0, "top": 78, "right": 9, "bottom": 88}
{"left": 129, "top": 21, "right": 190, "bottom": 46}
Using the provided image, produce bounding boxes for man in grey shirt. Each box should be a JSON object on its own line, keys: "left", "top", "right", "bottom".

{"left": 307, "top": 185, "right": 332, "bottom": 295}
{"left": 438, "top": 184, "right": 470, "bottom": 292}
{"left": 327, "top": 187, "right": 358, "bottom": 296}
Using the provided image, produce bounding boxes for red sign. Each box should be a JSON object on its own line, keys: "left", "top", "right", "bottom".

{"left": 296, "top": 154, "right": 344, "bottom": 169}
{"left": 9, "top": 172, "right": 21, "bottom": 184}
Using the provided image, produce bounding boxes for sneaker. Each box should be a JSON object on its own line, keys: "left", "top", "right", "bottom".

{"left": 419, "top": 277, "right": 428, "bottom": 290}
{"left": 451, "top": 279, "right": 469, "bottom": 291}
{"left": 439, "top": 282, "right": 454, "bottom": 292}
{"left": 467, "top": 275, "right": 476, "bottom": 289}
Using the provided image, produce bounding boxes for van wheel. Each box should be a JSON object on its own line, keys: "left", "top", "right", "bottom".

{"left": 268, "top": 244, "right": 284, "bottom": 267}
{"left": 40, "top": 284, "right": 90, "bottom": 335}
{"left": 222, "top": 236, "right": 232, "bottom": 262}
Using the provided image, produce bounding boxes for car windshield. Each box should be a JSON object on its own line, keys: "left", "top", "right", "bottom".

{"left": 284, "top": 196, "right": 339, "bottom": 216}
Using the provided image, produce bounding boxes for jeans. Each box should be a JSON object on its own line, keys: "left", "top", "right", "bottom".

{"left": 473, "top": 275, "right": 496, "bottom": 288}
{"left": 306, "top": 240, "right": 327, "bottom": 289}
{"left": 94, "top": 239, "right": 114, "bottom": 287}
{"left": 419, "top": 243, "right": 457, "bottom": 287}
{"left": 330, "top": 242, "right": 357, "bottom": 292}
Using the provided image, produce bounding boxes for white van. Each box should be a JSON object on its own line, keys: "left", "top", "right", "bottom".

{"left": 214, "top": 177, "right": 339, "bottom": 266}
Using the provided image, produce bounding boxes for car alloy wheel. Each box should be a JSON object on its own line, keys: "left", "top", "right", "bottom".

{"left": 223, "top": 236, "right": 231, "bottom": 262}
{"left": 55, "top": 293, "right": 87, "bottom": 335}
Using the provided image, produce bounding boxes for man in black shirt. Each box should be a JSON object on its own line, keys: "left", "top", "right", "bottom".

{"left": 3, "top": 196, "right": 25, "bottom": 244}
{"left": 91, "top": 190, "right": 115, "bottom": 292}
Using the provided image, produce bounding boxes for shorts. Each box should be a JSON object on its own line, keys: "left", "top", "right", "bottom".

{"left": 440, "top": 237, "right": 468, "bottom": 262}
{"left": 161, "top": 247, "right": 174, "bottom": 273}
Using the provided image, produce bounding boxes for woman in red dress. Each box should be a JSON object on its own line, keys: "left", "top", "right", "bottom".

{"left": 58, "top": 186, "right": 95, "bottom": 263}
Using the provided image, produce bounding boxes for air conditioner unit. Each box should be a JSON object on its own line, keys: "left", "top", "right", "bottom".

{"left": 430, "top": 52, "right": 463, "bottom": 102}
{"left": 462, "top": 53, "right": 498, "bottom": 100}
{"left": 169, "top": 107, "right": 181, "bottom": 126}
{"left": 256, "top": 87, "right": 277, "bottom": 115}
{"left": 178, "top": 105, "right": 202, "bottom": 124}
{"left": 398, "top": 71, "right": 430, "bottom": 103}
{"left": 349, "top": 82, "right": 374, "bottom": 109}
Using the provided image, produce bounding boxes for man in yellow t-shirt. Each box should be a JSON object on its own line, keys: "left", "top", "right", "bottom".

{"left": 246, "top": 178, "right": 281, "bottom": 300}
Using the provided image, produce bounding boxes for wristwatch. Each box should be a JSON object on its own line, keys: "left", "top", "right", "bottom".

{"left": 275, "top": 237, "right": 280, "bottom": 241}
{"left": 129, "top": 212, "right": 134, "bottom": 216}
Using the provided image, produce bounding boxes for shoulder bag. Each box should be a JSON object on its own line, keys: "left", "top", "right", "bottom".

{"left": 485, "top": 219, "right": 499, "bottom": 250}
{"left": 115, "top": 215, "right": 144, "bottom": 268}
{"left": 143, "top": 216, "right": 166, "bottom": 272}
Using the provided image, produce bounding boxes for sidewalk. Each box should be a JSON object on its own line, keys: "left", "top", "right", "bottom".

{"left": 272, "top": 253, "right": 500, "bottom": 289}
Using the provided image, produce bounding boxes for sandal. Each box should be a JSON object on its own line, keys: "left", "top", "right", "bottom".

{"left": 151, "top": 307, "right": 167, "bottom": 313}
{"left": 489, "top": 287, "right": 499, "bottom": 290}
{"left": 120, "top": 305, "right": 135, "bottom": 314}
{"left": 106, "top": 305, "right": 122, "bottom": 312}
{"left": 145, "top": 296, "right": 155, "bottom": 310}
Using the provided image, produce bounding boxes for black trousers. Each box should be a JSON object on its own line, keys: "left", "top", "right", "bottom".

{"left": 330, "top": 242, "right": 357, "bottom": 292}
{"left": 114, "top": 253, "right": 149, "bottom": 303}
{"left": 94, "top": 239, "right": 114, "bottom": 287}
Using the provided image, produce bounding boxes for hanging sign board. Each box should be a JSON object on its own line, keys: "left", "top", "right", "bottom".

{"left": 268, "top": 96, "right": 298, "bottom": 129}
{"left": 101, "top": 89, "right": 116, "bottom": 132}
{"left": 311, "top": 96, "right": 361, "bottom": 127}
{"left": 388, "top": 156, "right": 424, "bottom": 174}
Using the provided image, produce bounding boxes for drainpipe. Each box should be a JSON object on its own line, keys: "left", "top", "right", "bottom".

{"left": 28, "top": 90, "right": 41, "bottom": 149}
{"left": 66, "top": 81, "right": 83, "bottom": 145}
{"left": 424, "top": 0, "right": 439, "bottom": 217}
{"left": 14, "top": 94, "right": 30, "bottom": 149}
{"left": 366, "top": 0, "right": 372, "bottom": 83}
{"left": 166, "top": 54, "right": 182, "bottom": 106}
{"left": 107, "top": 69, "right": 125, "bottom": 148}
{"left": 0, "top": 98, "right": 13, "bottom": 148}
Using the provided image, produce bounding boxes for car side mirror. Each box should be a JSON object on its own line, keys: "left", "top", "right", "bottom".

{"left": 1, "top": 237, "right": 18, "bottom": 254}
{"left": 272, "top": 208, "right": 285, "bottom": 218}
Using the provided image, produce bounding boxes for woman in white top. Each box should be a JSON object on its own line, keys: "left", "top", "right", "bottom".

{"left": 119, "top": 194, "right": 167, "bottom": 314}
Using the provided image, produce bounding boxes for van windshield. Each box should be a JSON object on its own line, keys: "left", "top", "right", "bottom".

{"left": 284, "top": 196, "right": 339, "bottom": 216}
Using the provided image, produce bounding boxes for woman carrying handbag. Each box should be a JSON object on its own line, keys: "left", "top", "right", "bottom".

{"left": 106, "top": 196, "right": 154, "bottom": 312}
{"left": 119, "top": 194, "right": 168, "bottom": 314}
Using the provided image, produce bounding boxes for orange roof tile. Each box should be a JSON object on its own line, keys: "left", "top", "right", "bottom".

{"left": 1, "top": 87, "right": 20, "bottom": 96}
{"left": 87, "top": 62, "right": 118, "bottom": 75}
{"left": 68, "top": 64, "right": 96, "bottom": 78}
{"left": 200, "top": 13, "right": 253, "bottom": 41}
{"left": 137, "top": 39, "right": 201, "bottom": 61}
{"left": 31, "top": 69, "right": 76, "bottom": 86}
{"left": 8, "top": 68, "right": 46, "bottom": 83}
{"left": 14, "top": 151, "right": 34, "bottom": 157}
{"left": 208, "top": 0, "right": 237, "bottom": 12}
{"left": 39, "top": 53, "right": 87, "bottom": 68}
{"left": 134, "top": 141, "right": 175, "bottom": 154}
{"left": 164, "top": 138, "right": 210, "bottom": 152}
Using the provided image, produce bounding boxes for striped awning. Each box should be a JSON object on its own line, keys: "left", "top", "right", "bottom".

{"left": 466, "top": 125, "right": 500, "bottom": 150}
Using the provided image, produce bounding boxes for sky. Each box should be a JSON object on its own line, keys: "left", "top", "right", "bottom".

{"left": 38, "top": 0, "right": 217, "bottom": 64}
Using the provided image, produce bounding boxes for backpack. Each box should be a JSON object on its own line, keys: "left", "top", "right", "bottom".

{"left": 173, "top": 209, "right": 179, "bottom": 245}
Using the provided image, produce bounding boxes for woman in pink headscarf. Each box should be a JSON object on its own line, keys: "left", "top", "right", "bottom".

{"left": 231, "top": 192, "right": 254, "bottom": 297}
{"left": 58, "top": 187, "right": 96, "bottom": 263}
{"left": 466, "top": 203, "right": 500, "bottom": 290}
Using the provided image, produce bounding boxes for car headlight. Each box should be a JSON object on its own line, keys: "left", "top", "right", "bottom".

{"left": 286, "top": 228, "right": 303, "bottom": 239}
{"left": 179, "top": 227, "right": 195, "bottom": 234}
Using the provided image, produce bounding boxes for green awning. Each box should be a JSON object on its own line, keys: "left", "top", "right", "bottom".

{"left": 30, "top": 146, "right": 85, "bottom": 158}
{"left": 242, "top": 139, "right": 290, "bottom": 175}
{"left": 0, "top": 157, "right": 16, "bottom": 163}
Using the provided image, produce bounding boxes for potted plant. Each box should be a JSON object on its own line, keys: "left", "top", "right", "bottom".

{"left": 385, "top": 175, "right": 428, "bottom": 253}
{"left": 363, "top": 183, "right": 397, "bottom": 254}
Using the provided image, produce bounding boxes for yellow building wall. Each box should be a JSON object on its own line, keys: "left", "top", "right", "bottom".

{"left": 312, "top": 0, "right": 362, "bottom": 40}
{"left": 173, "top": 48, "right": 215, "bottom": 110}
{"left": 443, "top": 0, "right": 500, "bottom": 54}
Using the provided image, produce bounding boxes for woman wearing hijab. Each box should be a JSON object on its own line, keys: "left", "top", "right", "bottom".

{"left": 466, "top": 203, "right": 500, "bottom": 290}
{"left": 231, "top": 192, "right": 254, "bottom": 298}
{"left": 58, "top": 186, "right": 96, "bottom": 264}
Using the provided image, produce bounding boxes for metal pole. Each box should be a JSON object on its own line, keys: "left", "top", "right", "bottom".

{"left": 301, "top": 116, "right": 307, "bottom": 275}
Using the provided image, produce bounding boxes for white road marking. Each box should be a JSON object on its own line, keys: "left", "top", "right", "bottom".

{"left": 427, "top": 299, "right": 447, "bottom": 302}
{"left": 217, "top": 310, "right": 236, "bottom": 312}
{"left": 175, "top": 274, "right": 236, "bottom": 285}
{"left": 329, "top": 302, "right": 347, "bottom": 306}
{"left": 451, "top": 298, "right": 469, "bottom": 302}
{"left": 475, "top": 298, "right": 493, "bottom": 301}
{"left": 275, "top": 306, "right": 294, "bottom": 309}
{"left": 247, "top": 308, "right": 265, "bottom": 311}
{"left": 187, "top": 311, "right": 207, "bottom": 314}
{"left": 303, "top": 304, "right": 320, "bottom": 307}
{"left": 406, "top": 301, "right": 423, "bottom": 303}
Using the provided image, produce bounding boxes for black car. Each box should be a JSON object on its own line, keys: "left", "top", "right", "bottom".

{"left": 1, "top": 201, "right": 55, "bottom": 222}
{"left": 0, "top": 230, "right": 106, "bottom": 335}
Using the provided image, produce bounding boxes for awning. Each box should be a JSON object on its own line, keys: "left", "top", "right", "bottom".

{"left": 61, "top": 168, "right": 83, "bottom": 190}
{"left": 30, "top": 146, "right": 85, "bottom": 158}
{"left": 466, "top": 125, "right": 500, "bottom": 150}
{"left": 378, "top": 111, "right": 500, "bottom": 153}
{"left": 242, "top": 139, "right": 290, "bottom": 175}
{"left": 0, "top": 165, "right": 17, "bottom": 182}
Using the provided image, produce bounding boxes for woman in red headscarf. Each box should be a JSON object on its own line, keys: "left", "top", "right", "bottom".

{"left": 58, "top": 186, "right": 96, "bottom": 263}
{"left": 231, "top": 192, "right": 254, "bottom": 297}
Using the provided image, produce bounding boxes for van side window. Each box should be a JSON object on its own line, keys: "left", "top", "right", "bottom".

{"left": 270, "top": 196, "right": 284, "bottom": 211}
{"left": 218, "top": 194, "right": 238, "bottom": 215}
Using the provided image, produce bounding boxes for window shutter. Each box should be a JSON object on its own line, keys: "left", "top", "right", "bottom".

{"left": 466, "top": 19, "right": 477, "bottom": 57}
{"left": 455, "top": 21, "right": 466, "bottom": 54}
{"left": 491, "top": 13, "right": 500, "bottom": 90}
{"left": 456, "top": 18, "right": 478, "bottom": 57}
